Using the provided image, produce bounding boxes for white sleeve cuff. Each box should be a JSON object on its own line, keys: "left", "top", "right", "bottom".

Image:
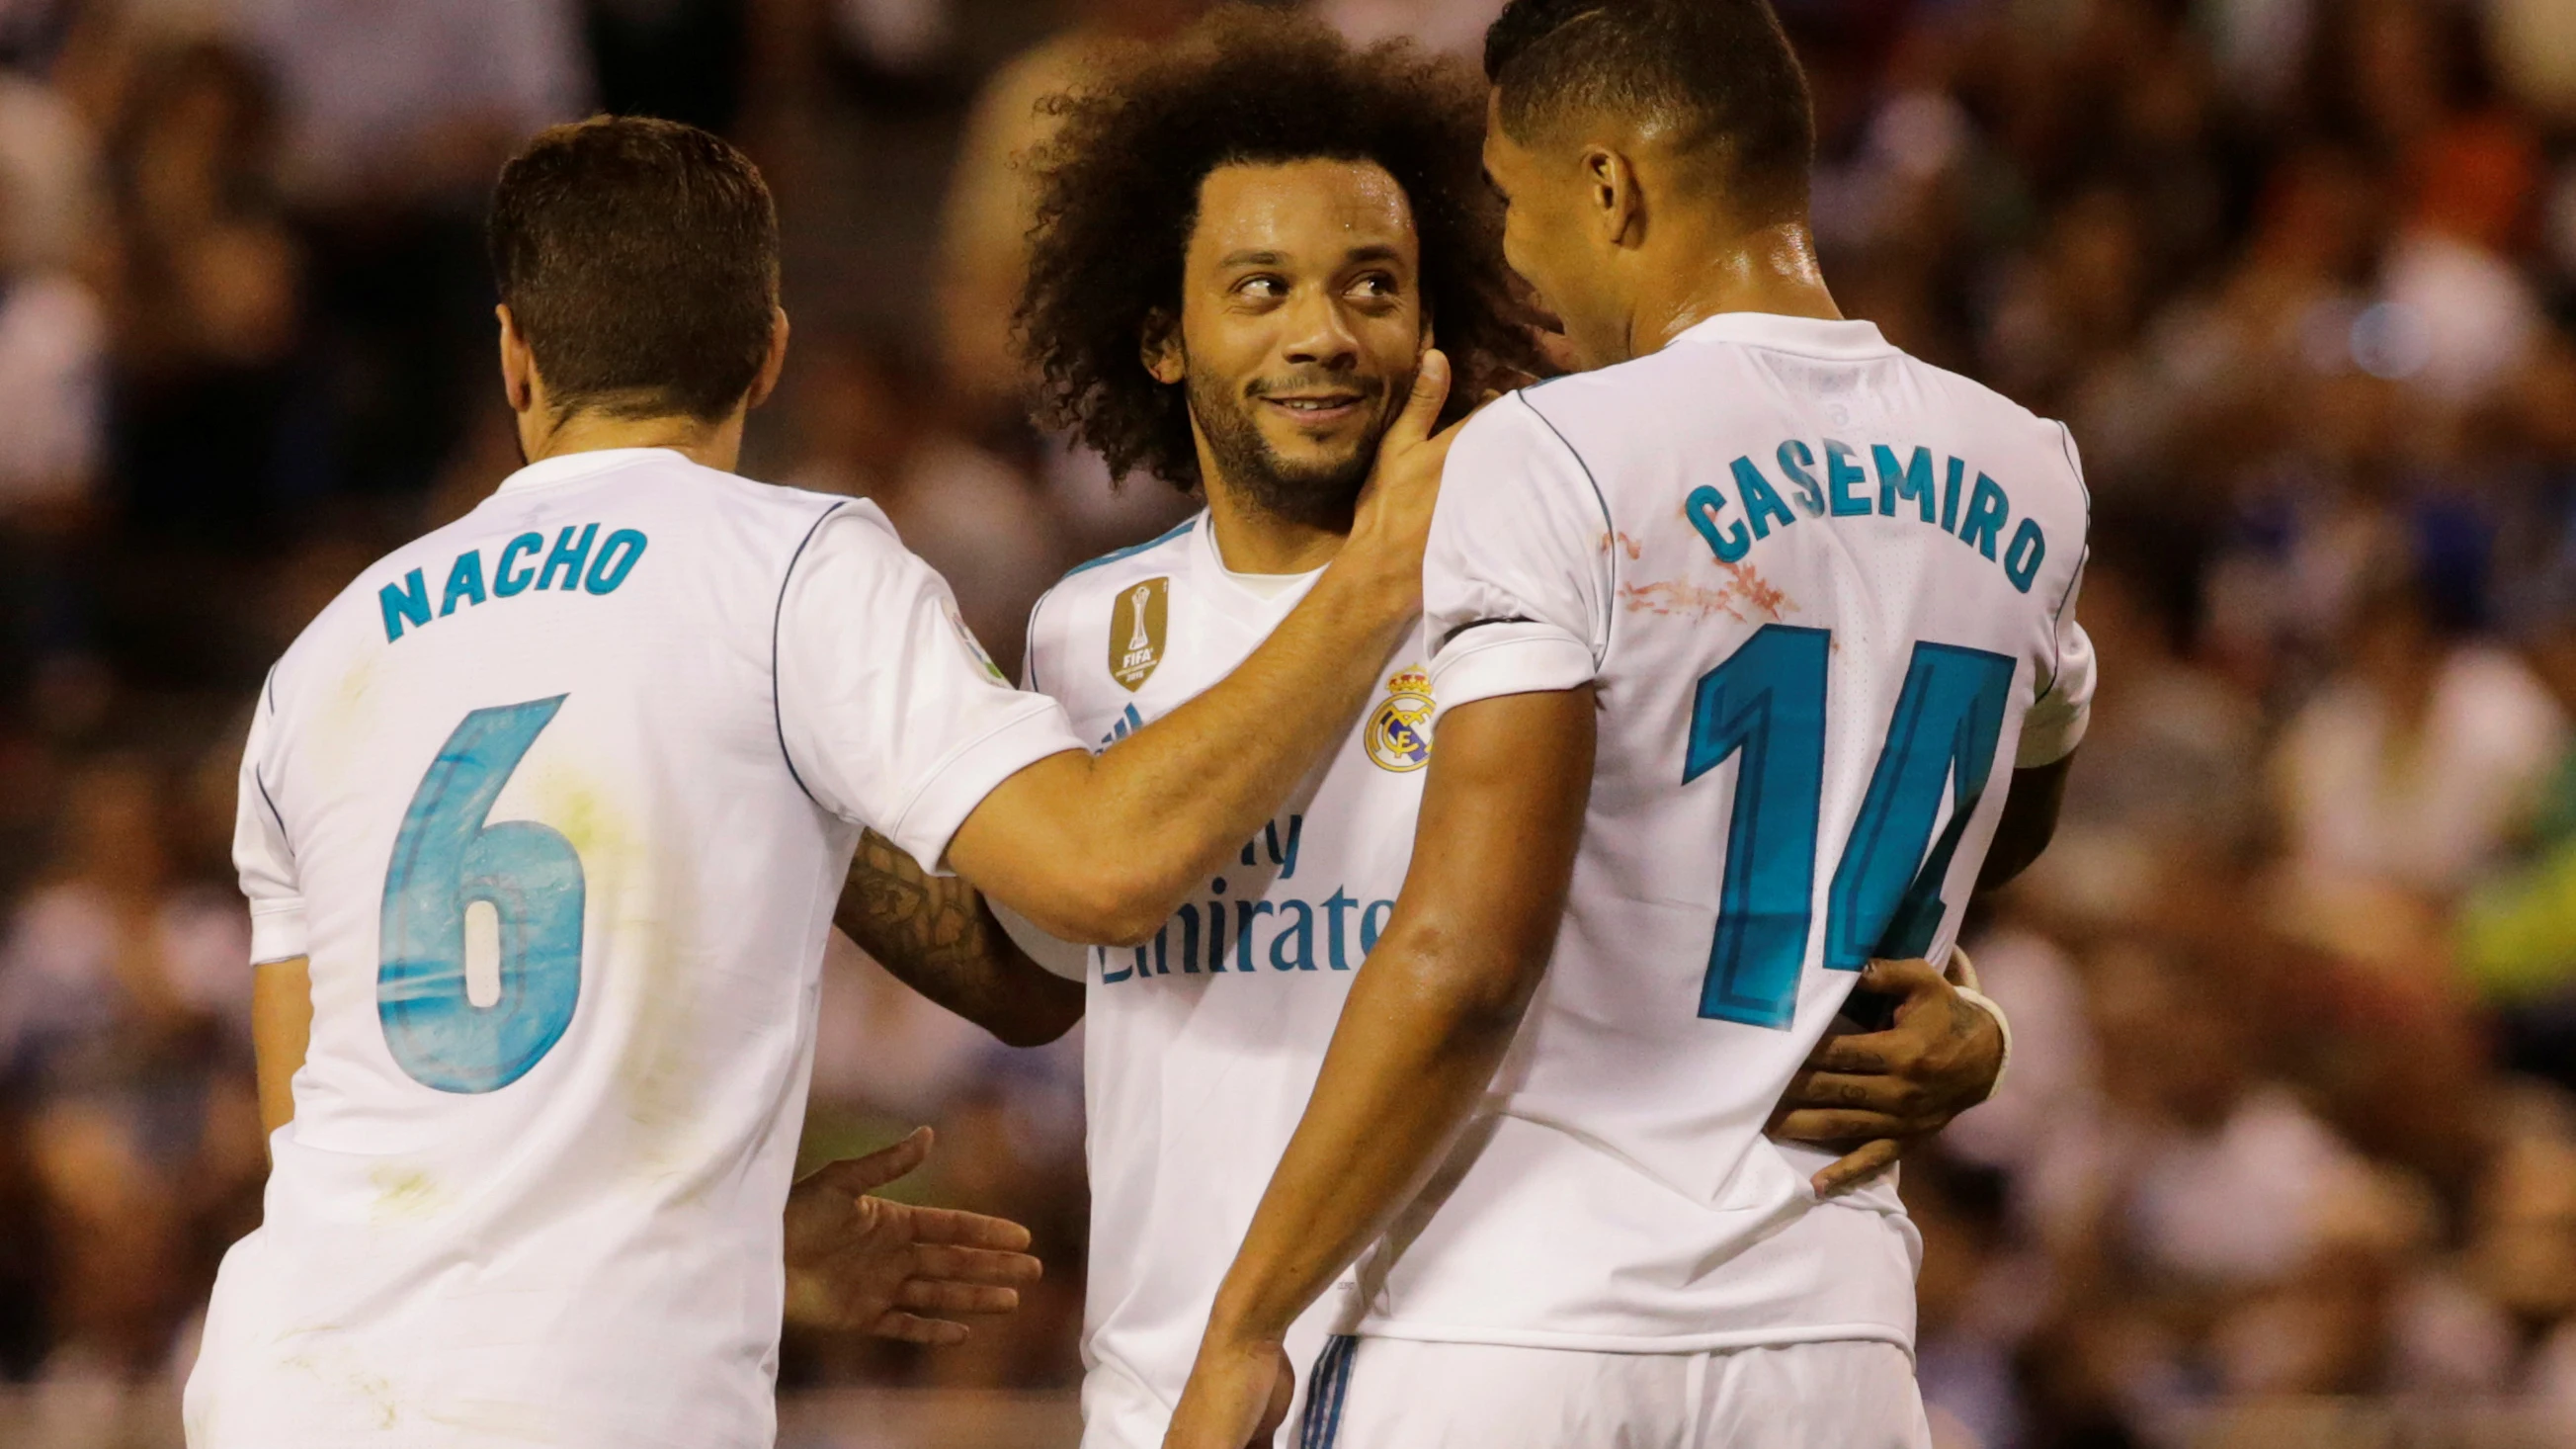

{"left": 2016, "top": 696, "right": 2089, "bottom": 767}
{"left": 882, "top": 701, "right": 1086, "bottom": 871}
{"left": 1428, "top": 622, "right": 1598, "bottom": 723}
{"left": 249, "top": 899, "right": 308, "bottom": 964}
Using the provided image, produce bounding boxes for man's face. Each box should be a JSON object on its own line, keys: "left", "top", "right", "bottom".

{"left": 1482, "top": 92, "right": 1623, "bottom": 371}
{"left": 1157, "top": 158, "right": 1425, "bottom": 529}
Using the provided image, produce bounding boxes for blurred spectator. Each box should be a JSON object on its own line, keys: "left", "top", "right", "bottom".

{"left": 788, "top": 333, "right": 1064, "bottom": 678}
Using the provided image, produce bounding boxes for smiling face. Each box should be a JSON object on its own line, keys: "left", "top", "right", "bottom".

{"left": 1151, "top": 158, "right": 1426, "bottom": 530}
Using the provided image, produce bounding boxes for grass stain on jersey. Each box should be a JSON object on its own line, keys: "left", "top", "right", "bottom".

{"left": 367, "top": 1164, "right": 445, "bottom": 1222}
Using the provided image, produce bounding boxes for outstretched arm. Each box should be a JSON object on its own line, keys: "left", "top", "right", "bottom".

{"left": 835, "top": 829, "right": 1083, "bottom": 1047}
{"left": 1163, "top": 687, "right": 1594, "bottom": 1449}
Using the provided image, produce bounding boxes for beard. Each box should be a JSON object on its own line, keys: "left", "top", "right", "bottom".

{"left": 1186, "top": 362, "right": 1394, "bottom": 532}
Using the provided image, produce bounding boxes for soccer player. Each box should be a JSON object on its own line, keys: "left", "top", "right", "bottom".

{"left": 183, "top": 117, "right": 1454, "bottom": 1449}
{"left": 1166, "top": 1, "right": 2092, "bottom": 1445}
{"left": 824, "top": 14, "right": 2020, "bottom": 1449}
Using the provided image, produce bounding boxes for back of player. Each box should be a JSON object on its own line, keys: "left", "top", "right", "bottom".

{"left": 189, "top": 452, "right": 1075, "bottom": 1449}
{"left": 184, "top": 122, "right": 1090, "bottom": 1449}
{"left": 1374, "top": 315, "right": 2089, "bottom": 1363}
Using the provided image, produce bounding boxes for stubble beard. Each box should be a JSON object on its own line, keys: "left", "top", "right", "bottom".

{"left": 1187, "top": 364, "right": 1393, "bottom": 534}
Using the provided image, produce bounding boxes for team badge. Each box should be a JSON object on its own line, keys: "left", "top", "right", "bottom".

{"left": 1109, "top": 577, "right": 1169, "bottom": 691}
{"left": 1366, "top": 667, "right": 1434, "bottom": 772}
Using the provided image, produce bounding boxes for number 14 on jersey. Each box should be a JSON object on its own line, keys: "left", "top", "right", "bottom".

{"left": 1685, "top": 625, "right": 2012, "bottom": 1030}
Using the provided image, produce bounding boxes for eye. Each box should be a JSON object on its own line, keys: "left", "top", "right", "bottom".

{"left": 1232, "top": 274, "right": 1287, "bottom": 300}
{"left": 1347, "top": 272, "right": 1400, "bottom": 301}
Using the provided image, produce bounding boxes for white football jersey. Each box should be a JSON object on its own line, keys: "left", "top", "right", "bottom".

{"left": 187, "top": 448, "right": 1084, "bottom": 1449}
{"left": 1015, "top": 513, "right": 1430, "bottom": 1447}
{"left": 1360, "top": 313, "right": 2095, "bottom": 1353}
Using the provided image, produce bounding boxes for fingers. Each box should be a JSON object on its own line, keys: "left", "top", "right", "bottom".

{"left": 869, "top": 1311, "right": 972, "bottom": 1346}
{"left": 903, "top": 1203, "right": 1036, "bottom": 1252}
{"left": 911, "top": 1241, "right": 1045, "bottom": 1287}
{"left": 1811, "top": 1138, "right": 1905, "bottom": 1198}
{"left": 1778, "top": 1067, "right": 1920, "bottom": 1118}
{"left": 896, "top": 1278, "right": 1022, "bottom": 1317}
{"left": 1801, "top": 1031, "right": 1897, "bottom": 1075}
{"left": 1857, "top": 957, "right": 1946, "bottom": 998}
{"left": 804, "top": 1126, "right": 933, "bottom": 1198}
{"left": 1379, "top": 349, "right": 1451, "bottom": 455}
{"left": 1769, "top": 1107, "right": 1907, "bottom": 1144}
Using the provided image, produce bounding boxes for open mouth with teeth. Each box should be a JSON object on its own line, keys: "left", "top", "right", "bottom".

{"left": 1258, "top": 390, "right": 1371, "bottom": 427}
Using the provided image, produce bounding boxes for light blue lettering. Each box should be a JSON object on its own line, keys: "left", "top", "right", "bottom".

{"left": 584, "top": 529, "right": 647, "bottom": 594}
{"left": 1688, "top": 485, "right": 1751, "bottom": 563}
{"left": 1730, "top": 458, "right": 1796, "bottom": 541}
{"left": 1824, "top": 441, "right": 1871, "bottom": 517}
{"left": 1324, "top": 890, "right": 1357, "bottom": 970}
{"left": 1360, "top": 900, "right": 1395, "bottom": 955}
{"left": 2004, "top": 518, "right": 2046, "bottom": 593}
{"left": 537, "top": 524, "right": 598, "bottom": 591}
{"left": 440, "top": 551, "right": 487, "bottom": 616}
{"left": 1940, "top": 458, "right": 1965, "bottom": 534}
{"left": 379, "top": 568, "right": 431, "bottom": 642}
{"left": 1959, "top": 474, "right": 2009, "bottom": 560}
{"left": 1775, "top": 440, "right": 1825, "bottom": 516}
{"left": 495, "top": 533, "right": 542, "bottom": 595}
{"left": 1873, "top": 445, "right": 1936, "bottom": 524}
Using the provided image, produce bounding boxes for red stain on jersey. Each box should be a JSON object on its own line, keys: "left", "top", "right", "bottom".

{"left": 1618, "top": 561, "right": 1796, "bottom": 622}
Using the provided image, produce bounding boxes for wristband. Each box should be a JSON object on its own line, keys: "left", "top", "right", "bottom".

{"left": 1944, "top": 946, "right": 2012, "bottom": 1101}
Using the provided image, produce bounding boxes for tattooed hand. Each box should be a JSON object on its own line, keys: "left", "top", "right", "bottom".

{"left": 1764, "top": 956, "right": 2004, "bottom": 1197}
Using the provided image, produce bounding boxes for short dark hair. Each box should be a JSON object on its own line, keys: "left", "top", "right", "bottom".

{"left": 487, "top": 117, "right": 780, "bottom": 423}
{"left": 1019, "top": 8, "right": 1544, "bottom": 492}
{"left": 1483, "top": 0, "right": 1814, "bottom": 221}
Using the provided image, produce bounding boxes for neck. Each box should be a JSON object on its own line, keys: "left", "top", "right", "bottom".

{"left": 520, "top": 407, "right": 746, "bottom": 473}
{"left": 1202, "top": 474, "right": 1349, "bottom": 575}
{"left": 1627, "top": 216, "right": 1843, "bottom": 359}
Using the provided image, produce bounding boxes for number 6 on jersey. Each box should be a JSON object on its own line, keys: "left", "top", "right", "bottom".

{"left": 378, "top": 696, "right": 586, "bottom": 1092}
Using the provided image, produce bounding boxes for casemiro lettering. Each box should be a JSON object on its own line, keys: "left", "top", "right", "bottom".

{"left": 1687, "top": 440, "right": 2048, "bottom": 593}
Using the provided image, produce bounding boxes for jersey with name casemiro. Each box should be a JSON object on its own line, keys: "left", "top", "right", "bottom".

{"left": 186, "top": 448, "right": 1084, "bottom": 1449}
{"left": 1015, "top": 512, "right": 1430, "bottom": 1447}
{"left": 1359, "top": 313, "right": 2096, "bottom": 1354}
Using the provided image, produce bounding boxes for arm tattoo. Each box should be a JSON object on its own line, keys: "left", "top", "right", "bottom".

{"left": 834, "top": 829, "right": 1080, "bottom": 1042}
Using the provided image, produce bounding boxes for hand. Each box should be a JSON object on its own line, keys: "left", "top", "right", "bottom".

{"left": 1767, "top": 957, "right": 2004, "bottom": 1197}
{"left": 782, "top": 1127, "right": 1044, "bottom": 1343}
{"left": 1164, "top": 1333, "right": 1295, "bottom": 1449}
{"left": 1337, "top": 348, "right": 1456, "bottom": 609}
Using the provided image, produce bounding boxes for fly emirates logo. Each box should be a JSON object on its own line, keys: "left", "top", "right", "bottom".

{"left": 1100, "top": 812, "right": 1396, "bottom": 983}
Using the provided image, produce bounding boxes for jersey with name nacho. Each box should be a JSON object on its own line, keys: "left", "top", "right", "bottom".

{"left": 1017, "top": 512, "right": 1429, "bottom": 1446}
{"left": 1363, "top": 313, "right": 2096, "bottom": 1355}
{"left": 187, "top": 448, "right": 1083, "bottom": 1449}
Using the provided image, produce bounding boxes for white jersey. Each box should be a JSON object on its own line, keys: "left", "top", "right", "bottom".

{"left": 1015, "top": 513, "right": 1430, "bottom": 1447}
{"left": 187, "top": 448, "right": 1083, "bottom": 1449}
{"left": 1363, "top": 313, "right": 2095, "bottom": 1353}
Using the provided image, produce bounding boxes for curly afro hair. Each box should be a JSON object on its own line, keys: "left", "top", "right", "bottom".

{"left": 1018, "top": 7, "right": 1545, "bottom": 493}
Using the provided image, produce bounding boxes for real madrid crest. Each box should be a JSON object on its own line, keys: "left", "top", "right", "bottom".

{"left": 1109, "top": 577, "right": 1169, "bottom": 691}
{"left": 1366, "top": 667, "right": 1434, "bottom": 772}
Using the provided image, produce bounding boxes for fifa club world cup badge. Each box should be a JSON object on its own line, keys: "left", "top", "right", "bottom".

{"left": 1110, "top": 577, "right": 1169, "bottom": 691}
{"left": 1366, "top": 667, "right": 1434, "bottom": 772}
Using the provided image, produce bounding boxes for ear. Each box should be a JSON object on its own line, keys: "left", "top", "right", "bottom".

{"left": 1141, "top": 310, "right": 1185, "bottom": 385}
{"left": 1584, "top": 146, "right": 1646, "bottom": 249}
{"left": 744, "top": 306, "right": 792, "bottom": 410}
{"left": 497, "top": 303, "right": 538, "bottom": 413}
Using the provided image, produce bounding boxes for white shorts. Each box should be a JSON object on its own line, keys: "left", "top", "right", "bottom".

{"left": 1297, "top": 1336, "right": 1933, "bottom": 1449}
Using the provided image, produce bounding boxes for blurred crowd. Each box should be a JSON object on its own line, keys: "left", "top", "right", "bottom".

{"left": 2, "top": 0, "right": 2576, "bottom": 1446}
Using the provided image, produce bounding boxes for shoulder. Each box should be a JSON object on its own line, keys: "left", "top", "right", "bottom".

{"left": 1024, "top": 512, "right": 1202, "bottom": 697}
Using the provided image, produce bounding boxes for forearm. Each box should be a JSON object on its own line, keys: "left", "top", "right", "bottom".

{"left": 252, "top": 956, "right": 312, "bottom": 1147}
{"left": 953, "top": 561, "right": 1414, "bottom": 944}
{"left": 1206, "top": 918, "right": 1533, "bottom": 1341}
{"left": 837, "top": 829, "right": 1082, "bottom": 1047}
{"left": 1977, "top": 753, "right": 2072, "bottom": 892}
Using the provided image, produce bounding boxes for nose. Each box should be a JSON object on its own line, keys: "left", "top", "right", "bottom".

{"left": 1280, "top": 287, "right": 1360, "bottom": 374}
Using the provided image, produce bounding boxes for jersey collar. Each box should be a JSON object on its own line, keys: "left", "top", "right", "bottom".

{"left": 1193, "top": 511, "right": 1326, "bottom": 615}
{"left": 494, "top": 447, "right": 689, "bottom": 495}
{"left": 1670, "top": 312, "right": 1894, "bottom": 359}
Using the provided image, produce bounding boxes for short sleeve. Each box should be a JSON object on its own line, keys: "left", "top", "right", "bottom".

{"left": 1424, "top": 393, "right": 1615, "bottom": 720}
{"left": 2020, "top": 614, "right": 2094, "bottom": 767}
{"left": 775, "top": 505, "right": 1085, "bottom": 869}
{"left": 236, "top": 677, "right": 306, "bottom": 964}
